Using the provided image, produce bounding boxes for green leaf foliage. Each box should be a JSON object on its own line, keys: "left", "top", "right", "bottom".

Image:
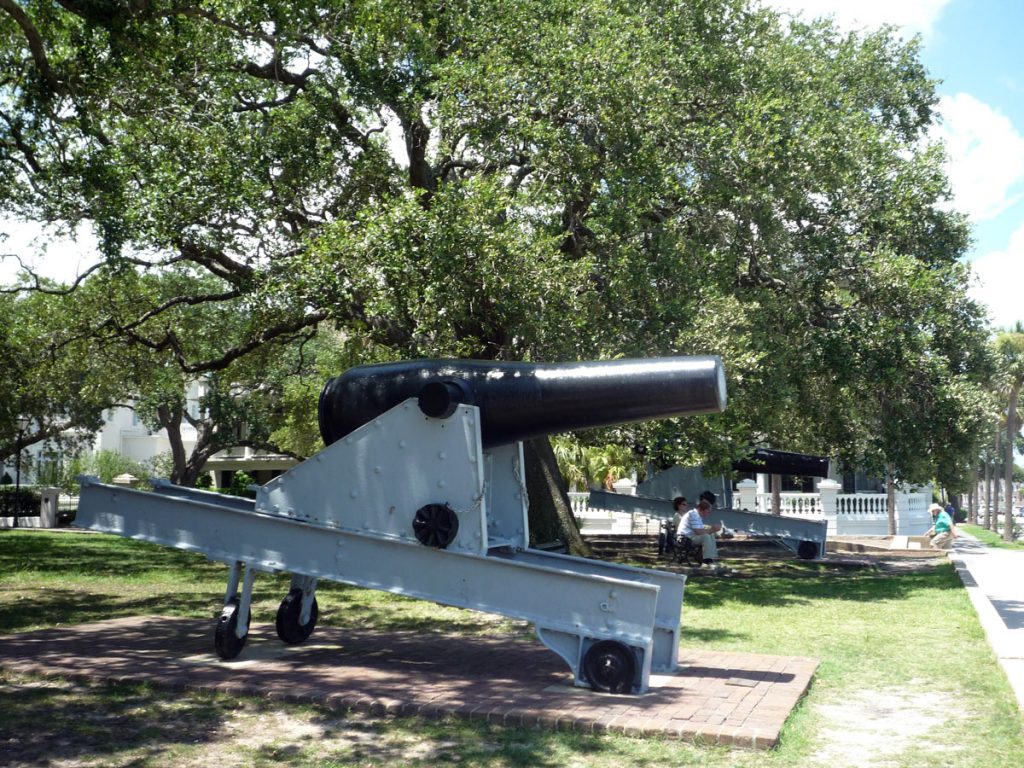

{"left": 0, "top": 0, "right": 992, "bottom": 485}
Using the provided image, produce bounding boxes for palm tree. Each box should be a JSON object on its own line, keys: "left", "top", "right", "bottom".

{"left": 550, "top": 436, "right": 588, "bottom": 492}
{"left": 995, "top": 323, "right": 1024, "bottom": 542}
{"left": 550, "top": 438, "right": 643, "bottom": 493}
{"left": 584, "top": 444, "right": 639, "bottom": 491}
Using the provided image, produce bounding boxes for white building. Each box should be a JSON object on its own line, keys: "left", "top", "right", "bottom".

{"left": 2, "top": 380, "right": 297, "bottom": 489}
{"left": 95, "top": 382, "right": 202, "bottom": 464}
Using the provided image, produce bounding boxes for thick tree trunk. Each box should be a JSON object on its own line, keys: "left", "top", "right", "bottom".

{"left": 181, "top": 446, "right": 217, "bottom": 488}
{"left": 1005, "top": 386, "right": 1019, "bottom": 542}
{"left": 885, "top": 464, "right": 896, "bottom": 536}
{"left": 983, "top": 456, "right": 992, "bottom": 529}
{"left": 523, "top": 437, "right": 592, "bottom": 557}
{"left": 157, "top": 404, "right": 190, "bottom": 485}
{"left": 991, "top": 446, "right": 1000, "bottom": 531}
{"left": 969, "top": 465, "right": 978, "bottom": 524}
{"left": 157, "top": 405, "right": 217, "bottom": 487}
{"left": 771, "top": 474, "right": 781, "bottom": 516}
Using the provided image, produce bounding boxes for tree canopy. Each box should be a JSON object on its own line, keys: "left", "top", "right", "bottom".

{"left": 0, "top": 0, "right": 993, "bottom": 498}
{"left": 0, "top": 284, "right": 118, "bottom": 461}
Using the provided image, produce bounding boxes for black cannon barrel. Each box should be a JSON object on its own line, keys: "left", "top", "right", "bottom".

{"left": 318, "top": 356, "right": 727, "bottom": 449}
{"left": 731, "top": 448, "right": 830, "bottom": 478}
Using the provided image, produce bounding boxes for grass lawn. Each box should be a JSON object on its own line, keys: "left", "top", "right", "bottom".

{"left": 1, "top": 529, "right": 1022, "bottom": 767}
{"left": 960, "top": 524, "right": 1024, "bottom": 550}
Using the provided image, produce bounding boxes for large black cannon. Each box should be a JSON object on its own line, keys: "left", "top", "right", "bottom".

{"left": 319, "top": 356, "right": 727, "bottom": 448}
{"left": 731, "top": 447, "right": 830, "bottom": 478}
{"left": 78, "top": 355, "right": 727, "bottom": 695}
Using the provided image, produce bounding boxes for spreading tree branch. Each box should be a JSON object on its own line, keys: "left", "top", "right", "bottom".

{"left": 0, "top": 0, "right": 66, "bottom": 96}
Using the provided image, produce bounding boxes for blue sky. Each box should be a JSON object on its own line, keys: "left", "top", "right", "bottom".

{"left": 2, "top": 0, "right": 1022, "bottom": 331}
{"left": 767, "top": 0, "right": 1024, "bottom": 330}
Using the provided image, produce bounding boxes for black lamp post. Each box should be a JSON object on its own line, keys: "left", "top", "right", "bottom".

{"left": 13, "top": 415, "right": 28, "bottom": 529}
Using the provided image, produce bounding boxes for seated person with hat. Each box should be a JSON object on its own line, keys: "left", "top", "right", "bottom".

{"left": 924, "top": 503, "right": 957, "bottom": 550}
{"left": 677, "top": 498, "right": 730, "bottom": 573}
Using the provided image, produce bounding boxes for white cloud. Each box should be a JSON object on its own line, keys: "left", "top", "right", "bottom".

{"left": 968, "top": 223, "right": 1024, "bottom": 330}
{"left": 0, "top": 218, "right": 100, "bottom": 285}
{"left": 934, "top": 93, "right": 1024, "bottom": 222}
{"left": 762, "top": 0, "right": 952, "bottom": 38}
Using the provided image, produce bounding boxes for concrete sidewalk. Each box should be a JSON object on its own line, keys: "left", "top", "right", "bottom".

{"left": 949, "top": 532, "right": 1024, "bottom": 710}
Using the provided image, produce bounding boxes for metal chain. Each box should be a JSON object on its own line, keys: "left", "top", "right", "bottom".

{"left": 512, "top": 452, "right": 529, "bottom": 504}
{"left": 454, "top": 482, "right": 487, "bottom": 519}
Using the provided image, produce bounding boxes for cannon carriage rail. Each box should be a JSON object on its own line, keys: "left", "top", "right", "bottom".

{"left": 78, "top": 356, "right": 726, "bottom": 695}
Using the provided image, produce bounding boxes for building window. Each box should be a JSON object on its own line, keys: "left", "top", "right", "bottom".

{"left": 36, "top": 457, "right": 61, "bottom": 486}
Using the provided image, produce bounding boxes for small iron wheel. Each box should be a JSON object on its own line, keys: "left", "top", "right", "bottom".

{"left": 797, "top": 540, "right": 819, "bottom": 560}
{"left": 583, "top": 640, "right": 636, "bottom": 694}
{"left": 214, "top": 596, "right": 251, "bottom": 660}
{"left": 412, "top": 503, "right": 460, "bottom": 548}
{"left": 276, "top": 587, "right": 319, "bottom": 645}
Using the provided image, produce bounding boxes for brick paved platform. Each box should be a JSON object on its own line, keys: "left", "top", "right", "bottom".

{"left": 0, "top": 617, "right": 817, "bottom": 749}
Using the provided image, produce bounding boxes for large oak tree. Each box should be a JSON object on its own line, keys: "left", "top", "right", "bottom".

{"left": 1, "top": 0, "right": 991, "bottom": 546}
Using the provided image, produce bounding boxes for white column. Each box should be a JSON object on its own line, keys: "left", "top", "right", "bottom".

{"left": 818, "top": 479, "right": 841, "bottom": 535}
{"left": 612, "top": 478, "right": 636, "bottom": 496}
{"left": 817, "top": 479, "right": 841, "bottom": 512}
{"left": 736, "top": 479, "right": 757, "bottom": 512}
{"left": 38, "top": 488, "right": 60, "bottom": 528}
{"left": 894, "top": 490, "right": 911, "bottom": 535}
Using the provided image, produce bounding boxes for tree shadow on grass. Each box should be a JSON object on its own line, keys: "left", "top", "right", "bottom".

{"left": 315, "top": 591, "right": 534, "bottom": 637}
{"left": 0, "top": 675, "right": 238, "bottom": 766}
{"left": 683, "top": 561, "right": 964, "bottom": 610}
{"left": 680, "top": 626, "right": 750, "bottom": 644}
{"left": 291, "top": 712, "right": 627, "bottom": 768}
{"left": 1, "top": 581, "right": 533, "bottom": 642}
{"left": 0, "top": 667, "right": 672, "bottom": 768}
{"left": 0, "top": 587, "right": 221, "bottom": 633}
{"left": 0, "top": 669, "right": 682, "bottom": 768}
{"left": 0, "top": 529, "right": 223, "bottom": 580}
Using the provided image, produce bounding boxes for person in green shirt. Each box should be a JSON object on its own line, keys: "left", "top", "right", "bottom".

{"left": 925, "top": 503, "right": 957, "bottom": 550}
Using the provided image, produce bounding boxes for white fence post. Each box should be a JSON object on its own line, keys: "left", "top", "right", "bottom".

{"left": 817, "top": 479, "right": 841, "bottom": 535}
{"left": 736, "top": 479, "right": 757, "bottom": 512}
{"left": 38, "top": 488, "right": 60, "bottom": 528}
{"left": 611, "top": 478, "right": 636, "bottom": 496}
{"left": 895, "top": 490, "right": 910, "bottom": 534}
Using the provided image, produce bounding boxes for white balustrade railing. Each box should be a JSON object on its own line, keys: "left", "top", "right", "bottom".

{"left": 903, "top": 493, "right": 931, "bottom": 518}
{"left": 737, "top": 480, "right": 932, "bottom": 536}
{"left": 572, "top": 486, "right": 933, "bottom": 537}
{"left": 754, "top": 493, "right": 822, "bottom": 517}
{"left": 835, "top": 493, "right": 888, "bottom": 515}
{"left": 568, "top": 491, "right": 590, "bottom": 515}
{"left": 570, "top": 491, "right": 662, "bottom": 535}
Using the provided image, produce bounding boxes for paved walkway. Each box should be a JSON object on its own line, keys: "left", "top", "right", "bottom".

{"left": 949, "top": 532, "right": 1024, "bottom": 710}
{"left": 0, "top": 616, "right": 816, "bottom": 749}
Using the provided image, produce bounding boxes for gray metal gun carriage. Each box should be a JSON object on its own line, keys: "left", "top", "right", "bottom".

{"left": 77, "top": 356, "right": 727, "bottom": 695}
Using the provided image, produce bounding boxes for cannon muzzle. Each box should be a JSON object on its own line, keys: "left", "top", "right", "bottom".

{"left": 319, "top": 356, "right": 726, "bottom": 449}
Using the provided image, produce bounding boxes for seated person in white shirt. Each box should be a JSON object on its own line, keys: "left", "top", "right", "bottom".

{"left": 677, "top": 499, "right": 721, "bottom": 566}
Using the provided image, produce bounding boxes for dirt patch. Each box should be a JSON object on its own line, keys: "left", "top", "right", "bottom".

{"left": 820, "top": 550, "right": 948, "bottom": 575}
{"left": 809, "top": 687, "right": 962, "bottom": 767}
{"left": 5, "top": 675, "right": 478, "bottom": 768}
{"left": 197, "top": 708, "right": 487, "bottom": 766}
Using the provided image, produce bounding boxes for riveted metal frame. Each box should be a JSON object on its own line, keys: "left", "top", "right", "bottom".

{"left": 77, "top": 401, "right": 686, "bottom": 693}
